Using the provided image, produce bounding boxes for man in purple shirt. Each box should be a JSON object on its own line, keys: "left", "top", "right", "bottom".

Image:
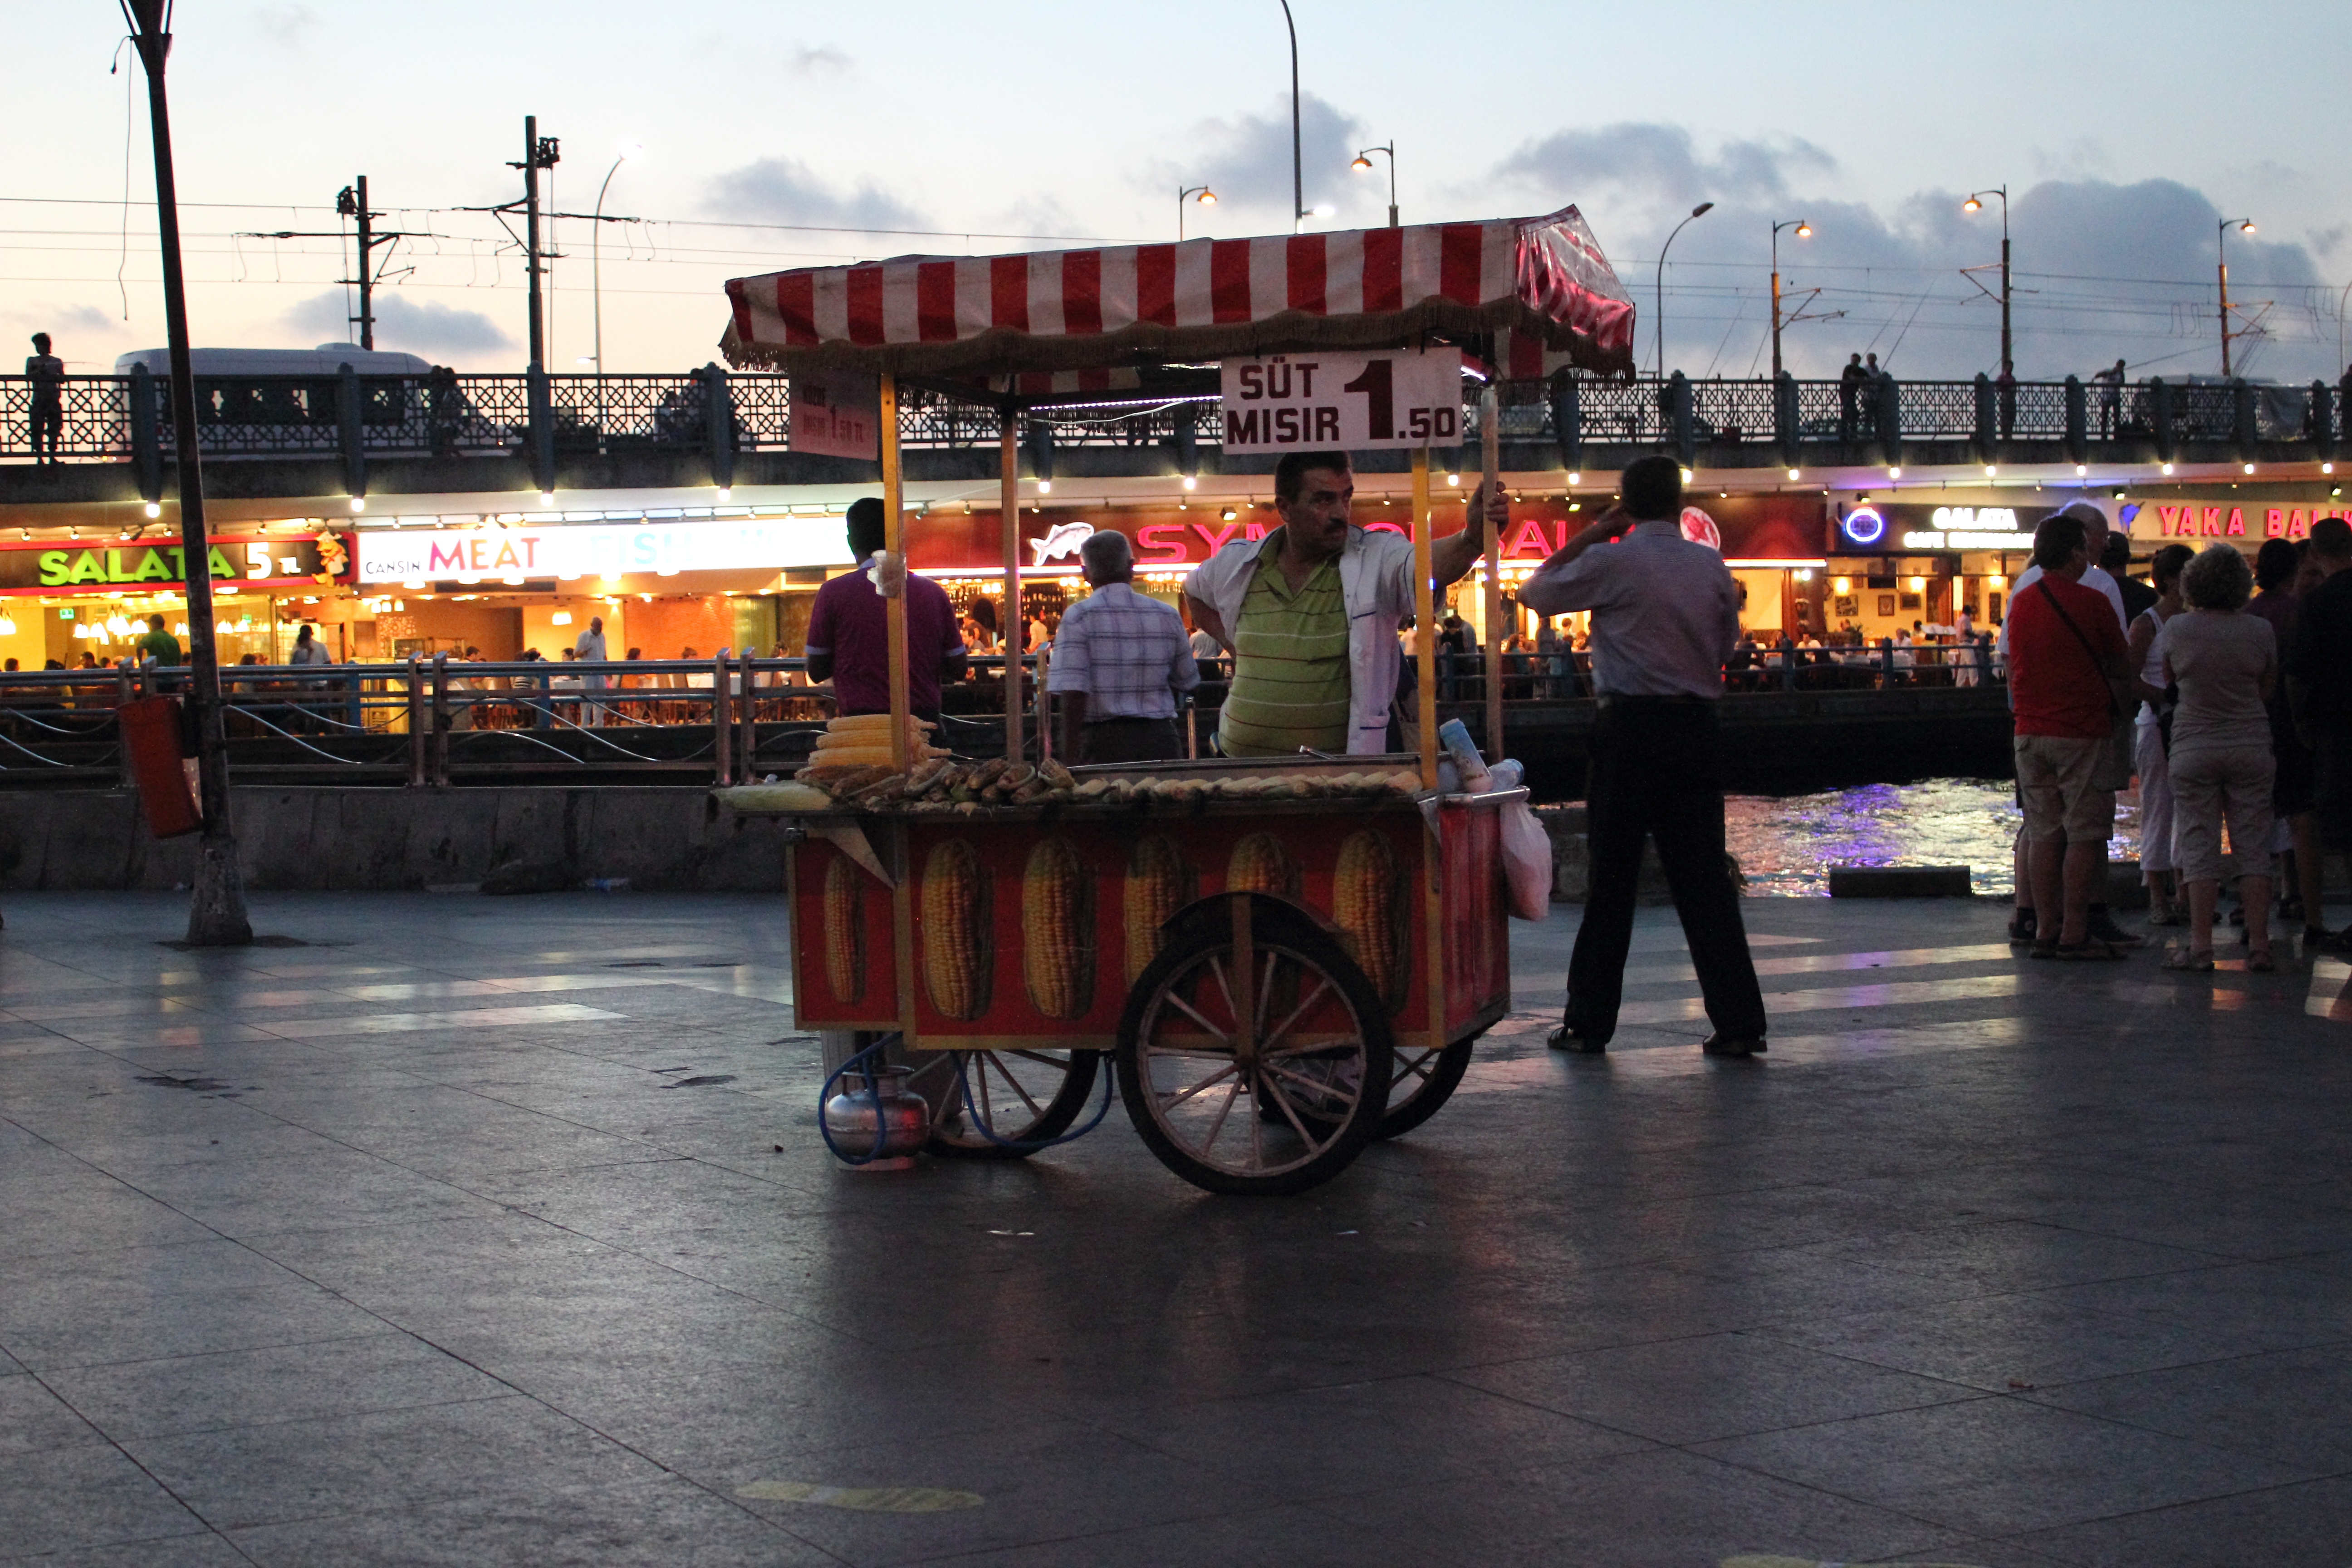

{"left": 804, "top": 498, "right": 966, "bottom": 722}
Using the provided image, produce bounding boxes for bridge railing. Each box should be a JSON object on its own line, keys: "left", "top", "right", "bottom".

{"left": 2, "top": 370, "right": 2342, "bottom": 469}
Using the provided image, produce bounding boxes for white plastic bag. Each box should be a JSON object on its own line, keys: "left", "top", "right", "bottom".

{"left": 1500, "top": 799, "right": 1553, "bottom": 921}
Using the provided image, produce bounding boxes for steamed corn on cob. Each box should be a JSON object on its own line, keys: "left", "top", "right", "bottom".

{"left": 1020, "top": 837, "right": 1094, "bottom": 1019}
{"left": 822, "top": 854, "right": 865, "bottom": 1004}
{"left": 1334, "top": 830, "right": 1403, "bottom": 1008}
{"left": 920, "top": 839, "right": 990, "bottom": 1019}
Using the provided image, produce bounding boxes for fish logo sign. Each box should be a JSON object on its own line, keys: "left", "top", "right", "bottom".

{"left": 1031, "top": 520, "right": 1096, "bottom": 567}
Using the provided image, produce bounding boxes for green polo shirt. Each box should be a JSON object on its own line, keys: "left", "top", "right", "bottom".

{"left": 1217, "top": 537, "right": 1350, "bottom": 757}
{"left": 135, "top": 630, "right": 181, "bottom": 666}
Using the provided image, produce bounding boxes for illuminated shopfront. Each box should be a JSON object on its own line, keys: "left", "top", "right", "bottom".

{"left": 0, "top": 529, "right": 348, "bottom": 671}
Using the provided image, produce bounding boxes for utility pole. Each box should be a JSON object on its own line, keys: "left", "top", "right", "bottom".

{"left": 2219, "top": 217, "right": 2254, "bottom": 378}
{"left": 513, "top": 116, "right": 560, "bottom": 372}
{"left": 239, "top": 177, "right": 407, "bottom": 353}
{"left": 121, "top": 0, "right": 250, "bottom": 946}
{"left": 1770, "top": 218, "right": 1811, "bottom": 379}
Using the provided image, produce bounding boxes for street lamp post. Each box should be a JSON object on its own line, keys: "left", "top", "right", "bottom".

{"left": 1654, "top": 201, "right": 1714, "bottom": 377}
{"left": 2218, "top": 216, "right": 2255, "bottom": 378}
{"left": 119, "top": 0, "right": 250, "bottom": 946}
{"left": 1963, "top": 186, "right": 2011, "bottom": 376}
{"left": 1770, "top": 218, "right": 1813, "bottom": 379}
{"left": 1278, "top": 0, "right": 1304, "bottom": 231}
{"left": 590, "top": 142, "right": 640, "bottom": 375}
{"left": 1179, "top": 185, "right": 1216, "bottom": 240}
{"left": 1351, "top": 144, "right": 1397, "bottom": 228}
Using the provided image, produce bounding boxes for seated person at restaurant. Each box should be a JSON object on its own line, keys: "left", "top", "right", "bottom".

{"left": 804, "top": 496, "right": 966, "bottom": 725}
{"left": 1184, "top": 451, "right": 1496, "bottom": 756}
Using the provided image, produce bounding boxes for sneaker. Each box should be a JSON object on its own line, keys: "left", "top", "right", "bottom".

{"left": 2007, "top": 907, "right": 2037, "bottom": 944}
{"left": 1701, "top": 1033, "right": 1767, "bottom": 1057}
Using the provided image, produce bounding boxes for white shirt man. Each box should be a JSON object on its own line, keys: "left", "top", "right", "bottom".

{"left": 1050, "top": 531, "right": 1200, "bottom": 764}
{"left": 573, "top": 616, "right": 610, "bottom": 723}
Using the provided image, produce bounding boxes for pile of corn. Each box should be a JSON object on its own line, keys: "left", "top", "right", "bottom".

{"left": 792, "top": 747, "right": 1426, "bottom": 813}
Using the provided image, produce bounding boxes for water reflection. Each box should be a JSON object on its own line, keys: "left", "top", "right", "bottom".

{"left": 1726, "top": 779, "right": 2142, "bottom": 898}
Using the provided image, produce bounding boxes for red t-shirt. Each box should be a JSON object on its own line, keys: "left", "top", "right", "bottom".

{"left": 804, "top": 563, "right": 963, "bottom": 716}
{"left": 2007, "top": 573, "right": 2126, "bottom": 739}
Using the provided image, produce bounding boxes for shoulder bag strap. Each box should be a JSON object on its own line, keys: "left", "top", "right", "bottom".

{"left": 2034, "top": 579, "right": 2123, "bottom": 718}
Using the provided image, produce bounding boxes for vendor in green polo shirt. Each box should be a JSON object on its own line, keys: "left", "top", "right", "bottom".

{"left": 1184, "top": 451, "right": 1495, "bottom": 757}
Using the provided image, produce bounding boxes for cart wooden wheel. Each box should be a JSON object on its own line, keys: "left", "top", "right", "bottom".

{"left": 1372, "top": 1034, "right": 1476, "bottom": 1139}
{"left": 915, "top": 1049, "right": 1100, "bottom": 1160}
{"left": 1116, "top": 894, "right": 1392, "bottom": 1196}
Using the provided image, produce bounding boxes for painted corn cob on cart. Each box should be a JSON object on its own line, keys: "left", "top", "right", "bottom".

{"left": 715, "top": 207, "right": 1636, "bottom": 1194}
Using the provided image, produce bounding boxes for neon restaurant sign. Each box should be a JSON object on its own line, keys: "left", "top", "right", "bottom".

{"left": 0, "top": 536, "right": 344, "bottom": 597}
{"left": 2145, "top": 503, "right": 2351, "bottom": 539}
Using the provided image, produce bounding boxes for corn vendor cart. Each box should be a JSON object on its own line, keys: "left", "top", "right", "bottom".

{"left": 717, "top": 209, "right": 1636, "bottom": 1195}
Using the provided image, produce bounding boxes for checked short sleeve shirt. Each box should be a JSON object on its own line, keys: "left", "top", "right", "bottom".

{"left": 1046, "top": 582, "right": 1199, "bottom": 720}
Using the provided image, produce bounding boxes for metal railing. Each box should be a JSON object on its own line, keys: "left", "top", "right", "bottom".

{"left": 4, "top": 368, "right": 2342, "bottom": 470}
{"left": 0, "top": 643, "right": 2005, "bottom": 787}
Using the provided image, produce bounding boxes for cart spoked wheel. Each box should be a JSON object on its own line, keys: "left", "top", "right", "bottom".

{"left": 1117, "top": 894, "right": 1392, "bottom": 1196}
{"left": 1372, "top": 1035, "right": 1476, "bottom": 1139}
{"left": 915, "top": 1049, "right": 1100, "bottom": 1160}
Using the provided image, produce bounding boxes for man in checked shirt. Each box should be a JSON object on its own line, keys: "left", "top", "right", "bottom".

{"left": 1049, "top": 529, "right": 1200, "bottom": 764}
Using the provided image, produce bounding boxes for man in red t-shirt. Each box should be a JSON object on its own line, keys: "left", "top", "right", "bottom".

{"left": 804, "top": 498, "right": 966, "bottom": 722}
{"left": 2007, "top": 510, "right": 2132, "bottom": 957}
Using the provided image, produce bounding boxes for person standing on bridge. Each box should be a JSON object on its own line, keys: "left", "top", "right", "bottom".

{"left": 1049, "top": 530, "right": 1198, "bottom": 764}
{"left": 26, "top": 333, "right": 66, "bottom": 464}
{"left": 1184, "top": 451, "right": 1495, "bottom": 756}
{"left": 1518, "top": 454, "right": 1768, "bottom": 1058}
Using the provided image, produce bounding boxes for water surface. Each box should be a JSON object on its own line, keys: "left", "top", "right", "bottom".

{"left": 1726, "top": 779, "right": 2144, "bottom": 897}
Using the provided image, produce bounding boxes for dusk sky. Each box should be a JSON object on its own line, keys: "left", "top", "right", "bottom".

{"left": 10, "top": 1, "right": 2349, "bottom": 383}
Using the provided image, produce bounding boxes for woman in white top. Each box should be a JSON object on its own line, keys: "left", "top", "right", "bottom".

{"left": 2157, "top": 544, "right": 2279, "bottom": 972}
{"left": 2128, "top": 544, "right": 2195, "bottom": 924}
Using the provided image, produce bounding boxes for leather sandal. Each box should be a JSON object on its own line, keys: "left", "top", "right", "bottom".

{"left": 2161, "top": 948, "right": 2216, "bottom": 972}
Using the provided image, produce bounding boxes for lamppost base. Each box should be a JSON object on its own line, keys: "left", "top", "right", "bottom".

{"left": 186, "top": 832, "right": 253, "bottom": 947}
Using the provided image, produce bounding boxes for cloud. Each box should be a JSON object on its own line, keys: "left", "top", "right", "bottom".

{"left": 1478, "top": 125, "right": 2343, "bottom": 382}
{"left": 705, "top": 157, "right": 927, "bottom": 234}
{"left": 284, "top": 291, "right": 514, "bottom": 358}
{"left": 1170, "top": 92, "right": 1365, "bottom": 219}
{"left": 789, "top": 42, "right": 852, "bottom": 78}
{"left": 249, "top": 4, "right": 319, "bottom": 49}
{"left": 1492, "top": 122, "right": 1836, "bottom": 220}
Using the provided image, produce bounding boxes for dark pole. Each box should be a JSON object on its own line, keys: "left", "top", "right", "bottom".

{"left": 121, "top": 0, "right": 250, "bottom": 946}
{"left": 355, "top": 174, "right": 374, "bottom": 351}
{"left": 1654, "top": 201, "right": 1714, "bottom": 378}
{"left": 1998, "top": 208, "right": 2012, "bottom": 379}
{"left": 524, "top": 115, "right": 544, "bottom": 372}
{"left": 1279, "top": 0, "right": 1302, "bottom": 230}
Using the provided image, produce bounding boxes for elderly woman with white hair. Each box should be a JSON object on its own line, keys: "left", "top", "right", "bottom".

{"left": 2157, "top": 542, "right": 2279, "bottom": 972}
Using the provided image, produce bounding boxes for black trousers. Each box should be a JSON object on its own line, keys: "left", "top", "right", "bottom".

{"left": 1565, "top": 701, "right": 1768, "bottom": 1042}
{"left": 1079, "top": 716, "right": 1183, "bottom": 765}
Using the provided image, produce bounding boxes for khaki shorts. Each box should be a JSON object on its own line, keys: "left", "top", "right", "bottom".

{"left": 2015, "top": 734, "right": 2113, "bottom": 845}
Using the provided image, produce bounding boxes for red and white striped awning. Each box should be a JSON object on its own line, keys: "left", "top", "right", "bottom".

{"left": 721, "top": 207, "right": 1635, "bottom": 385}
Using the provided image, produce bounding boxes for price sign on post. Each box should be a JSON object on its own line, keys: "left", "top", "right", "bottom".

{"left": 1219, "top": 348, "right": 1463, "bottom": 453}
{"left": 789, "top": 370, "right": 881, "bottom": 460}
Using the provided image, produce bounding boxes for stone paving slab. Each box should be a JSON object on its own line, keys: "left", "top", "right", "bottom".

{"left": 0, "top": 889, "right": 2347, "bottom": 1566}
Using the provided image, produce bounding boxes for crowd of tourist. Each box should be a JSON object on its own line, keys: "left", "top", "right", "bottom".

{"left": 2005, "top": 500, "right": 2352, "bottom": 970}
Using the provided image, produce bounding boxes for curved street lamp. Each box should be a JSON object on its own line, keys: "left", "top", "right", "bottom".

{"left": 2218, "top": 216, "right": 2254, "bottom": 377}
{"left": 1770, "top": 218, "right": 1812, "bottom": 379}
{"left": 590, "top": 142, "right": 641, "bottom": 375}
{"left": 1654, "top": 201, "right": 1713, "bottom": 377}
{"left": 1963, "top": 186, "right": 2010, "bottom": 377}
{"left": 1278, "top": 0, "right": 1304, "bottom": 230}
{"left": 1179, "top": 185, "right": 1216, "bottom": 240}
{"left": 1352, "top": 143, "right": 1397, "bottom": 228}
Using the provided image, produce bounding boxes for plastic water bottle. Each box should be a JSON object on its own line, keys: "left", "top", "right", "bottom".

{"left": 1435, "top": 719, "right": 1490, "bottom": 790}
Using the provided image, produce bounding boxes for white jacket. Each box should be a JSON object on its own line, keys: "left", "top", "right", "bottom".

{"left": 1184, "top": 525, "right": 1414, "bottom": 755}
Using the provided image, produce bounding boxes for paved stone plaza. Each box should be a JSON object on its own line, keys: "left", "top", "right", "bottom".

{"left": 2, "top": 889, "right": 2349, "bottom": 1566}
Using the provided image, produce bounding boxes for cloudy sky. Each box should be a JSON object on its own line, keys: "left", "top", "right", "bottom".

{"left": 9, "top": 1, "right": 2348, "bottom": 383}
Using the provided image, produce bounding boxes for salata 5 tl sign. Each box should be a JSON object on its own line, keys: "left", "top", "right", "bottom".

{"left": 1220, "top": 348, "right": 1462, "bottom": 453}
{"left": 0, "top": 535, "right": 347, "bottom": 596}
